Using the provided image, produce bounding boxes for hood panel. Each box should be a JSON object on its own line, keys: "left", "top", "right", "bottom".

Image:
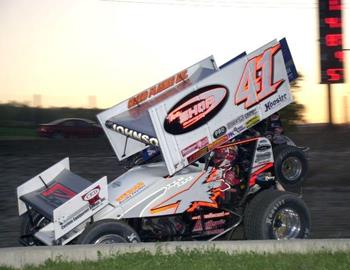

{"left": 108, "top": 162, "right": 205, "bottom": 218}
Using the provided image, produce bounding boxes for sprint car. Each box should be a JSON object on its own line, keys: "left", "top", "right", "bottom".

{"left": 17, "top": 38, "right": 310, "bottom": 246}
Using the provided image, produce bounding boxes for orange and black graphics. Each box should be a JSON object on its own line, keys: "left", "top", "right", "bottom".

{"left": 164, "top": 85, "right": 228, "bottom": 134}
{"left": 235, "top": 44, "right": 285, "bottom": 109}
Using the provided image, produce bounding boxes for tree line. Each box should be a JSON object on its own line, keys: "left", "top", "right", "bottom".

{"left": 0, "top": 103, "right": 102, "bottom": 127}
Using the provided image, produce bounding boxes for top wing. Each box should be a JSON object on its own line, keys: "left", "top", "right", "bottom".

{"left": 97, "top": 56, "right": 218, "bottom": 159}
{"left": 98, "top": 39, "right": 296, "bottom": 175}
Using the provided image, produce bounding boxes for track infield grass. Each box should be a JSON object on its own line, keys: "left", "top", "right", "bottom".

{"left": 0, "top": 127, "right": 37, "bottom": 138}
{"left": 1, "top": 250, "right": 350, "bottom": 270}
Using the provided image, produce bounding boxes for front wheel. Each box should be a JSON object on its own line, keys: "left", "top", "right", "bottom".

{"left": 77, "top": 220, "right": 140, "bottom": 244}
{"left": 244, "top": 189, "right": 311, "bottom": 240}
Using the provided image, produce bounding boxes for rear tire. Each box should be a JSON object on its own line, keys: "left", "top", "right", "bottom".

{"left": 20, "top": 211, "right": 50, "bottom": 246}
{"left": 273, "top": 145, "right": 308, "bottom": 186}
{"left": 52, "top": 132, "right": 64, "bottom": 139}
{"left": 77, "top": 220, "right": 140, "bottom": 244}
{"left": 244, "top": 189, "right": 311, "bottom": 240}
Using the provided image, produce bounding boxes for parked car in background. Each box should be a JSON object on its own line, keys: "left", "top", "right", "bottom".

{"left": 37, "top": 118, "right": 103, "bottom": 139}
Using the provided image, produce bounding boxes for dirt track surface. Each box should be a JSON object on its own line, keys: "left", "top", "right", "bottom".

{"left": 1, "top": 125, "right": 350, "bottom": 247}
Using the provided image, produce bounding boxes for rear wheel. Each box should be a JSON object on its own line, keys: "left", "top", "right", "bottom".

{"left": 52, "top": 132, "right": 64, "bottom": 139}
{"left": 77, "top": 220, "right": 140, "bottom": 244}
{"left": 244, "top": 189, "right": 311, "bottom": 240}
{"left": 273, "top": 145, "right": 308, "bottom": 186}
{"left": 20, "top": 211, "right": 50, "bottom": 246}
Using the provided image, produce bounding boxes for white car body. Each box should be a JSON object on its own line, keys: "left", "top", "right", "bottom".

{"left": 17, "top": 38, "right": 296, "bottom": 245}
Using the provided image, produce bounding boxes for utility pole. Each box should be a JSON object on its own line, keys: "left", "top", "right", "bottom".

{"left": 318, "top": 0, "right": 345, "bottom": 126}
{"left": 344, "top": 95, "right": 348, "bottom": 123}
{"left": 327, "top": 84, "right": 333, "bottom": 125}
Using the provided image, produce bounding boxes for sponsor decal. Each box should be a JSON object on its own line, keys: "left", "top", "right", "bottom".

{"left": 116, "top": 182, "right": 145, "bottom": 204}
{"left": 128, "top": 69, "right": 188, "bottom": 109}
{"left": 209, "top": 134, "right": 229, "bottom": 150}
{"left": 181, "top": 137, "right": 209, "bottom": 157}
{"left": 232, "top": 125, "right": 245, "bottom": 135}
{"left": 82, "top": 186, "right": 101, "bottom": 207}
{"left": 164, "top": 85, "right": 228, "bottom": 135}
{"left": 166, "top": 176, "right": 194, "bottom": 190}
{"left": 245, "top": 115, "right": 260, "bottom": 129}
{"left": 59, "top": 186, "right": 107, "bottom": 230}
{"left": 192, "top": 219, "right": 226, "bottom": 232}
{"left": 187, "top": 146, "right": 209, "bottom": 164}
{"left": 255, "top": 152, "right": 272, "bottom": 163}
{"left": 227, "top": 131, "right": 235, "bottom": 139}
{"left": 234, "top": 43, "right": 285, "bottom": 109}
{"left": 228, "top": 115, "right": 244, "bottom": 129}
{"left": 257, "top": 144, "right": 271, "bottom": 152}
{"left": 60, "top": 205, "right": 90, "bottom": 230}
{"left": 264, "top": 93, "right": 288, "bottom": 112}
{"left": 187, "top": 134, "right": 229, "bottom": 164}
{"left": 213, "top": 126, "right": 227, "bottom": 139}
{"left": 192, "top": 211, "right": 230, "bottom": 220}
{"left": 227, "top": 108, "right": 258, "bottom": 129}
{"left": 105, "top": 121, "right": 159, "bottom": 147}
{"left": 41, "top": 183, "right": 76, "bottom": 208}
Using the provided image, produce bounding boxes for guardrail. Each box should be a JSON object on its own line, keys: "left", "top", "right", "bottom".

{"left": 1, "top": 239, "right": 350, "bottom": 268}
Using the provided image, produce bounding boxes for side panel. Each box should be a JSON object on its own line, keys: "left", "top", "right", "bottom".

{"left": 105, "top": 163, "right": 222, "bottom": 218}
{"left": 141, "top": 170, "right": 222, "bottom": 217}
{"left": 119, "top": 168, "right": 223, "bottom": 218}
{"left": 152, "top": 40, "right": 293, "bottom": 175}
{"left": 53, "top": 177, "right": 108, "bottom": 240}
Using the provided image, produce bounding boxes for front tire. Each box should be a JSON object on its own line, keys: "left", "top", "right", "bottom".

{"left": 244, "top": 189, "right": 311, "bottom": 240}
{"left": 77, "top": 220, "right": 140, "bottom": 244}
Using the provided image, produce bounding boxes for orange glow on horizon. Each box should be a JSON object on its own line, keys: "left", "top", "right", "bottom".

{"left": 0, "top": 0, "right": 349, "bottom": 123}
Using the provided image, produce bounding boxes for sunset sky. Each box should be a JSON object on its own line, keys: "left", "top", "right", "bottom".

{"left": 0, "top": 0, "right": 349, "bottom": 123}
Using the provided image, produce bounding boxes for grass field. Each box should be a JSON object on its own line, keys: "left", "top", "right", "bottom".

{"left": 1, "top": 250, "right": 350, "bottom": 270}
{"left": 0, "top": 127, "right": 37, "bottom": 138}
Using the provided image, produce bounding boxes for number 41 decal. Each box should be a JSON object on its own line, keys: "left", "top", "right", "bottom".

{"left": 235, "top": 44, "right": 285, "bottom": 109}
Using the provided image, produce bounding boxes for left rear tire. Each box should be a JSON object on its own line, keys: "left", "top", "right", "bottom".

{"left": 20, "top": 211, "right": 50, "bottom": 246}
{"left": 77, "top": 220, "right": 140, "bottom": 244}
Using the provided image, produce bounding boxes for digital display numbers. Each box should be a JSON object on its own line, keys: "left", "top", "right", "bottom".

{"left": 318, "top": 0, "right": 344, "bottom": 84}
